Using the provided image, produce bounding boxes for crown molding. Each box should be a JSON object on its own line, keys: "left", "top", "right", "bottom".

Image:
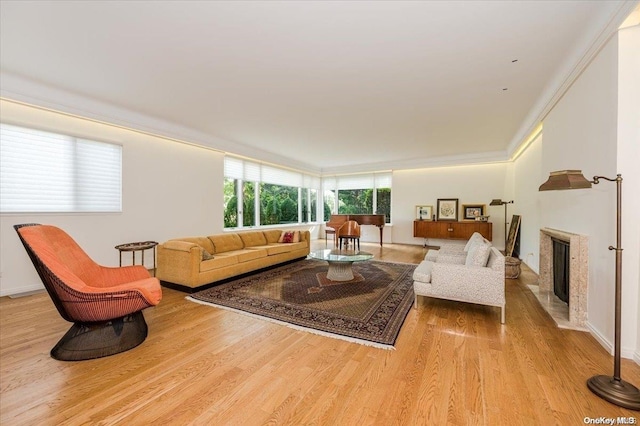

{"left": 1, "top": 72, "right": 511, "bottom": 175}
{"left": 320, "top": 150, "right": 510, "bottom": 175}
{"left": 0, "top": 72, "right": 323, "bottom": 174}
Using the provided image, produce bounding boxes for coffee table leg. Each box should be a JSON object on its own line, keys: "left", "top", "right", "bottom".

{"left": 326, "top": 261, "right": 355, "bottom": 281}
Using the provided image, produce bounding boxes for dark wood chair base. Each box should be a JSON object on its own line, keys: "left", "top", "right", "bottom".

{"left": 51, "top": 311, "right": 148, "bottom": 361}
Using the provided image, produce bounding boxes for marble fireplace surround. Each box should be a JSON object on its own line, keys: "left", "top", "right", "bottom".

{"left": 534, "top": 228, "right": 589, "bottom": 330}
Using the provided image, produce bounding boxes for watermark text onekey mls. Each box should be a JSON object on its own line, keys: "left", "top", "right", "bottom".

{"left": 584, "top": 418, "right": 637, "bottom": 425}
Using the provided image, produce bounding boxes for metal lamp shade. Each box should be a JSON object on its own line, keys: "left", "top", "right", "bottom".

{"left": 538, "top": 170, "right": 592, "bottom": 191}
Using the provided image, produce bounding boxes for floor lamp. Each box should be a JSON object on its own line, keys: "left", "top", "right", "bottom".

{"left": 489, "top": 199, "right": 513, "bottom": 249}
{"left": 539, "top": 170, "right": 640, "bottom": 410}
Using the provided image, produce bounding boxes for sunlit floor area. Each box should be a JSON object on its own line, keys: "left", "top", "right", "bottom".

{"left": 1, "top": 240, "right": 639, "bottom": 425}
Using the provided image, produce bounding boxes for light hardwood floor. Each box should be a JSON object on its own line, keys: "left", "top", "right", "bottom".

{"left": 1, "top": 240, "right": 639, "bottom": 425}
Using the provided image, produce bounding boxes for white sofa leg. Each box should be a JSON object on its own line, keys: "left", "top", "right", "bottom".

{"left": 414, "top": 294, "right": 418, "bottom": 309}
{"left": 501, "top": 305, "right": 506, "bottom": 324}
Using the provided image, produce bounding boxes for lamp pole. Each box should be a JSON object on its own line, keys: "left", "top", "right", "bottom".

{"left": 539, "top": 171, "right": 640, "bottom": 409}
{"left": 586, "top": 175, "right": 640, "bottom": 410}
{"left": 503, "top": 202, "right": 509, "bottom": 249}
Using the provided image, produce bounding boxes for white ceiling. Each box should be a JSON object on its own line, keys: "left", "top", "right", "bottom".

{"left": 0, "top": 1, "right": 636, "bottom": 174}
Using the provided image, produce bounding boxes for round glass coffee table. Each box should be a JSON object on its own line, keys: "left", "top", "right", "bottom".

{"left": 308, "top": 249, "right": 374, "bottom": 282}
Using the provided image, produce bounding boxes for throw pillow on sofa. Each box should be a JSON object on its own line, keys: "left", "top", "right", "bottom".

{"left": 465, "top": 242, "right": 491, "bottom": 267}
{"left": 278, "top": 230, "right": 300, "bottom": 243}
{"left": 202, "top": 249, "right": 215, "bottom": 260}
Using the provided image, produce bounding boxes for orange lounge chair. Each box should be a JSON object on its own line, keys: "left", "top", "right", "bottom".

{"left": 14, "top": 224, "right": 162, "bottom": 361}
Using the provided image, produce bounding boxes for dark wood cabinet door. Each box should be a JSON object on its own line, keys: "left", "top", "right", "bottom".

{"left": 413, "top": 221, "right": 492, "bottom": 241}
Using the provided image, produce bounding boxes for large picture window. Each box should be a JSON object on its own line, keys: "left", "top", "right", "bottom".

{"left": 223, "top": 156, "right": 320, "bottom": 229}
{"left": 323, "top": 173, "right": 392, "bottom": 223}
{"left": 0, "top": 124, "right": 122, "bottom": 213}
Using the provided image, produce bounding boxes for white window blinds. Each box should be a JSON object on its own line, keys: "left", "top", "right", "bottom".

{"left": 224, "top": 156, "right": 320, "bottom": 189}
{"left": 323, "top": 172, "right": 392, "bottom": 190}
{"left": 0, "top": 124, "right": 122, "bottom": 213}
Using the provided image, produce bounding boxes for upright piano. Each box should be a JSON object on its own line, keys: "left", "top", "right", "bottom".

{"left": 325, "top": 214, "right": 386, "bottom": 246}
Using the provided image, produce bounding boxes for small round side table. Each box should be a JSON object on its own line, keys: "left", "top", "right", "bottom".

{"left": 115, "top": 241, "right": 158, "bottom": 276}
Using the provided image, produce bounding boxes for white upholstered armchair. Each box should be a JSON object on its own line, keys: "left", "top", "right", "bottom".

{"left": 413, "top": 246, "right": 506, "bottom": 323}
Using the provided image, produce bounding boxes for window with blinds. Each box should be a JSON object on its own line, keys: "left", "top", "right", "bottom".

{"left": 323, "top": 172, "right": 392, "bottom": 223}
{"left": 0, "top": 124, "right": 122, "bottom": 213}
{"left": 223, "top": 156, "right": 321, "bottom": 229}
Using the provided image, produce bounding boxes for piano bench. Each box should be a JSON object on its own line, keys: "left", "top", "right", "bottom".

{"left": 325, "top": 228, "right": 337, "bottom": 247}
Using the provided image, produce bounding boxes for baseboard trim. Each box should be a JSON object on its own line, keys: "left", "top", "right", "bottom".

{"left": 0, "top": 283, "right": 44, "bottom": 298}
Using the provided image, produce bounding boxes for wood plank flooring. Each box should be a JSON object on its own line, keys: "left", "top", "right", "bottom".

{"left": 2, "top": 241, "right": 639, "bottom": 425}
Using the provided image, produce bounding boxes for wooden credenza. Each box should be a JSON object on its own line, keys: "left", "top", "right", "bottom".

{"left": 413, "top": 221, "right": 492, "bottom": 241}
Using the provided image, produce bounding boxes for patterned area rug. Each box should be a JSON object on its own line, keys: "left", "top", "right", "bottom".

{"left": 187, "top": 259, "right": 416, "bottom": 349}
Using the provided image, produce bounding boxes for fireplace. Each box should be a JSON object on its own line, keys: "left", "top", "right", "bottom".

{"left": 533, "top": 228, "right": 589, "bottom": 330}
{"left": 552, "top": 238, "right": 570, "bottom": 304}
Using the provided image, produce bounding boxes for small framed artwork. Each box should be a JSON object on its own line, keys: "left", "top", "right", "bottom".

{"left": 436, "top": 198, "right": 459, "bottom": 221}
{"left": 416, "top": 205, "right": 433, "bottom": 221}
{"left": 462, "top": 204, "right": 486, "bottom": 220}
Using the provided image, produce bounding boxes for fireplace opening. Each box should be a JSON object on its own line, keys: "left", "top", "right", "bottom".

{"left": 552, "top": 238, "right": 570, "bottom": 304}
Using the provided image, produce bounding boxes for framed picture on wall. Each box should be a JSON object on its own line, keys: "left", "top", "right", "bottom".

{"left": 416, "top": 205, "right": 433, "bottom": 221}
{"left": 436, "top": 198, "right": 459, "bottom": 221}
{"left": 462, "top": 204, "right": 486, "bottom": 220}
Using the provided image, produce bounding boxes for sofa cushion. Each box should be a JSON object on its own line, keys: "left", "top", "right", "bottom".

{"left": 271, "top": 241, "right": 306, "bottom": 255}
{"left": 465, "top": 242, "right": 492, "bottom": 267}
{"left": 248, "top": 242, "right": 308, "bottom": 255}
{"left": 263, "top": 230, "right": 283, "bottom": 244}
{"left": 413, "top": 260, "right": 434, "bottom": 283}
{"left": 209, "top": 234, "right": 244, "bottom": 253}
{"left": 463, "top": 232, "right": 485, "bottom": 252}
{"left": 239, "top": 231, "right": 267, "bottom": 247}
{"left": 200, "top": 254, "right": 239, "bottom": 272}
{"left": 278, "top": 230, "right": 300, "bottom": 243}
{"left": 225, "top": 248, "right": 268, "bottom": 263}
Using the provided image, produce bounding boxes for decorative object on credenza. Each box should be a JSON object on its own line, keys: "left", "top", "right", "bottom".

{"left": 436, "top": 198, "right": 458, "bottom": 221}
{"left": 539, "top": 170, "right": 640, "bottom": 410}
{"left": 416, "top": 205, "right": 433, "bottom": 221}
{"left": 504, "top": 215, "right": 521, "bottom": 258}
{"left": 462, "top": 204, "right": 486, "bottom": 220}
{"left": 489, "top": 198, "right": 514, "bottom": 248}
{"left": 475, "top": 215, "right": 490, "bottom": 222}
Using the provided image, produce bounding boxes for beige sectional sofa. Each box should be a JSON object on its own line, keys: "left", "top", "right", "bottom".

{"left": 157, "top": 229, "right": 310, "bottom": 291}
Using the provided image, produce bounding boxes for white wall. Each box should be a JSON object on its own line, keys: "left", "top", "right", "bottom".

{"left": 617, "top": 25, "right": 640, "bottom": 364}
{"left": 511, "top": 135, "right": 543, "bottom": 272}
{"left": 539, "top": 33, "right": 639, "bottom": 359}
{"left": 0, "top": 100, "right": 225, "bottom": 296}
{"left": 391, "top": 163, "right": 509, "bottom": 247}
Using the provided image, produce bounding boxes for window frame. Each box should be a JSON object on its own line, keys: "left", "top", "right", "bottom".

{"left": 322, "top": 172, "right": 392, "bottom": 224}
{"left": 223, "top": 156, "right": 321, "bottom": 230}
